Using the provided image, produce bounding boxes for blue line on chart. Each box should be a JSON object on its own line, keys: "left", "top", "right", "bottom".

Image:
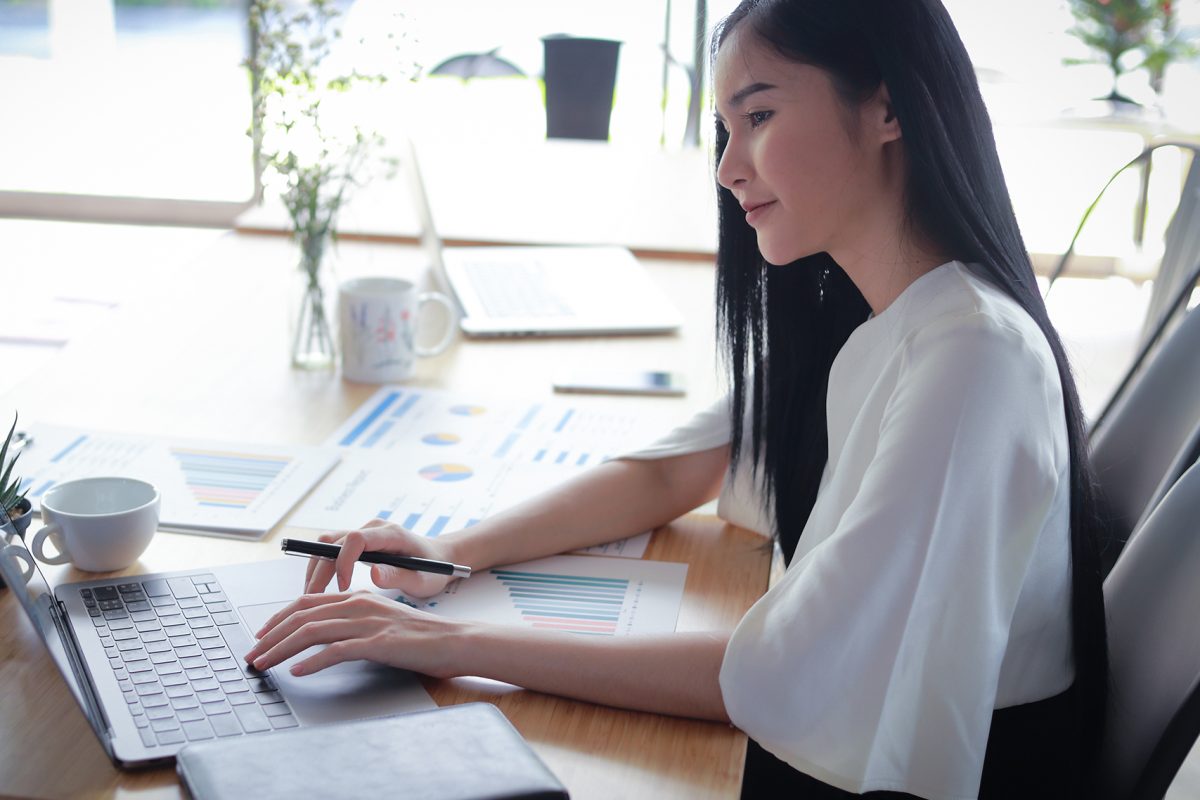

{"left": 339, "top": 392, "right": 400, "bottom": 446}
{"left": 516, "top": 405, "right": 541, "bottom": 430}
{"left": 51, "top": 434, "right": 88, "bottom": 463}
{"left": 494, "top": 433, "right": 519, "bottom": 459}
{"left": 492, "top": 569, "right": 629, "bottom": 587}
{"left": 554, "top": 409, "right": 575, "bottom": 433}
{"left": 427, "top": 515, "right": 451, "bottom": 537}
{"left": 403, "top": 512, "right": 422, "bottom": 530}
{"left": 392, "top": 394, "right": 419, "bottom": 418}
{"left": 362, "top": 420, "right": 395, "bottom": 448}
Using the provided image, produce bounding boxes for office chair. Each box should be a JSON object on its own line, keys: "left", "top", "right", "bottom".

{"left": 1099, "top": 457, "right": 1200, "bottom": 800}
{"left": 1049, "top": 141, "right": 1200, "bottom": 575}
{"left": 1088, "top": 292, "right": 1200, "bottom": 576}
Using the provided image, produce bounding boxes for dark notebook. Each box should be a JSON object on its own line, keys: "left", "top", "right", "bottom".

{"left": 176, "top": 702, "right": 569, "bottom": 800}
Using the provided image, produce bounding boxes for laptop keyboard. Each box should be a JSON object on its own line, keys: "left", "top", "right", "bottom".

{"left": 463, "top": 261, "right": 574, "bottom": 318}
{"left": 81, "top": 573, "right": 297, "bottom": 748}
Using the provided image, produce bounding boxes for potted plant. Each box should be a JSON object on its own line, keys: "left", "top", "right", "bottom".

{"left": 0, "top": 413, "right": 32, "bottom": 589}
{"left": 1065, "top": 0, "right": 1198, "bottom": 104}
{"left": 246, "top": 0, "right": 413, "bottom": 369}
{"left": 0, "top": 414, "right": 31, "bottom": 540}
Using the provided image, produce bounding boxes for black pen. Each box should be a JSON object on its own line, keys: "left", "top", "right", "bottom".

{"left": 281, "top": 538, "right": 472, "bottom": 579}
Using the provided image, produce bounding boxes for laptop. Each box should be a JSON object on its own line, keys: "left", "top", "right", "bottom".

{"left": 403, "top": 140, "right": 684, "bottom": 338}
{"left": 0, "top": 536, "right": 435, "bottom": 768}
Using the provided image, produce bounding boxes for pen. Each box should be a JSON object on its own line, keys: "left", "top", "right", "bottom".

{"left": 281, "top": 538, "right": 472, "bottom": 579}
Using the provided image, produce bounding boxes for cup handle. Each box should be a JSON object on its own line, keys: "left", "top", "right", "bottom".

{"left": 31, "top": 523, "right": 72, "bottom": 566}
{"left": 414, "top": 292, "right": 458, "bottom": 358}
{"left": 13, "top": 547, "right": 34, "bottom": 581}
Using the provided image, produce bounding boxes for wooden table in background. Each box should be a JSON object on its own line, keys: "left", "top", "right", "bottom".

{"left": 0, "top": 224, "right": 769, "bottom": 799}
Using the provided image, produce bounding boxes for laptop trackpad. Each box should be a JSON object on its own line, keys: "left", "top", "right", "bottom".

{"left": 237, "top": 601, "right": 436, "bottom": 725}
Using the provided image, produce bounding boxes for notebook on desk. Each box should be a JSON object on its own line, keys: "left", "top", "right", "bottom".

{"left": 404, "top": 140, "right": 683, "bottom": 338}
{"left": 0, "top": 544, "right": 434, "bottom": 768}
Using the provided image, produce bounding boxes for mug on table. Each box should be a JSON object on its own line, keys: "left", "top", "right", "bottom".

{"left": 338, "top": 277, "right": 457, "bottom": 383}
{"left": 31, "top": 477, "right": 160, "bottom": 573}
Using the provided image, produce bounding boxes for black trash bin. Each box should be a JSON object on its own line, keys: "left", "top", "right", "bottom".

{"left": 542, "top": 36, "right": 622, "bottom": 141}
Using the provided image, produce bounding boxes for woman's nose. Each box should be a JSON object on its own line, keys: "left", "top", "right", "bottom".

{"left": 716, "top": 139, "right": 747, "bottom": 191}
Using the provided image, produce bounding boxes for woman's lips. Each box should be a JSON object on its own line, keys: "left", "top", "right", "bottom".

{"left": 744, "top": 201, "right": 776, "bottom": 225}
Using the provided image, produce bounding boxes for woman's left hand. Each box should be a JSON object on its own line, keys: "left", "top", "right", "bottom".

{"left": 243, "top": 591, "right": 465, "bottom": 678}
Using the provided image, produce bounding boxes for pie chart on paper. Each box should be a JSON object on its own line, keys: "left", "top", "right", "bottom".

{"left": 419, "top": 463, "right": 474, "bottom": 483}
{"left": 421, "top": 432, "right": 461, "bottom": 446}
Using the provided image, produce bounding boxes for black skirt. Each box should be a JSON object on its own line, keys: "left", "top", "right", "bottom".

{"left": 740, "top": 684, "right": 1081, "bottom": 799}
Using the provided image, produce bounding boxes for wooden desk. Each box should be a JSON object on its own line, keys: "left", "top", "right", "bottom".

{"left": 0, "top": 225, "right": 769, "bottom": 799}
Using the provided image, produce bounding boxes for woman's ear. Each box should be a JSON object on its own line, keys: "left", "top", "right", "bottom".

{"left": 872, "top": 84, "right": 902, "bottom": 144}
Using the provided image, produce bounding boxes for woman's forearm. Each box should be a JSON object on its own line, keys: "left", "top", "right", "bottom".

{"left": 440, "top": 446, "right": 729, "bottom": 571}
{"left": 448, "top": 623, "right": 732, "bottom": 722}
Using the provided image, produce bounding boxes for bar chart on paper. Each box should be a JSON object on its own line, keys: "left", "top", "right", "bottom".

{"left": 328, "top": 386, "right": 675, "bottom": 471}
{"left": 400, "top": 554, "right": 688, "bottom": 637}
{"left": 491, "top": 568, "right": 630, "bottom": 635}
{"left": 291, "top": 385, "right": 678, "bottom": 557}
{"left": 18, "top": 423, "right": 339, "bottom": 537}
{"left": 288, "top": 448, "right": 653, "bottom": 557}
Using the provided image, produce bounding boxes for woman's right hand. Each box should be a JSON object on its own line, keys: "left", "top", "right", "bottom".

{"left": 302, "top": 518, "right": 459, "bottom": 598}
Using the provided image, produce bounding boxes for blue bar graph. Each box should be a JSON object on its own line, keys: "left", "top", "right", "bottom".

{"left": 362, "top": 420, "right": 395, "bottom": 449}
{"left": 377, "top": 510, "right": 393, "bottom": 520}
{"left": 339, "top": 392, "right": 400, "bottom": 446}
{"left": 516, "top": 405, "right": 541, "bottom": 430}
{"left": 534, "top": 449, "right": 547, "bottom": 462}
{"left": 554, "top": 409, "right": 575, "bottom": 432}
{"left": 555, "top": 451, "right": 568, "bottom": 464}
{"left": 51, "top": 434, "right": 88, "bottom": 463}
{"left": 494, "top": 433, "right": 519, "bottom": 459}
{"left": 403, "top": 512, "right": 422, "bottom": 530}
{"left": 170, "top": 449, "right": 291, "bottom": 509}
{"left": 427, "top": 515, "right": 451, "bottom": 537}
{"left": 392, "top": 394, "right": 419, "bottom": 418}
{"left": 576, "top": 454, "right": 588, "bottom": 466}
{"left": 491, "top": 569, "right": 628, "bottom": 635}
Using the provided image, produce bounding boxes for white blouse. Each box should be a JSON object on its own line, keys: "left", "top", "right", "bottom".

{"left": 621, "top": 261, "right": 1074, "bottom": 799}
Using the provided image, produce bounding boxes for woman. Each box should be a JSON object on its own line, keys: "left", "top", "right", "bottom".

{"left": 247, "top": 2, "right": 1108, "bottom": 797}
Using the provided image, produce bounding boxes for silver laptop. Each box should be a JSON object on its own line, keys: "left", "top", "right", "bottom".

{"left": 404, "top": 140, "right": 683, "bottom": 338}
{"left": 0, "top": 538, "right": 434, "bottom": 768}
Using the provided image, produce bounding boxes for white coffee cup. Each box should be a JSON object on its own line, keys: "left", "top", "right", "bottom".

{"left": 31, "top": 477, "right": 160, "bottom": 573}
{"left": 338, "top": 277, "right": 457, "bottom": 383}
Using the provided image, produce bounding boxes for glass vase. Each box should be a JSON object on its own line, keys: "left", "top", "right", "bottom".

{"left": 290, "top": 232, "right": 337, "bottom": 370}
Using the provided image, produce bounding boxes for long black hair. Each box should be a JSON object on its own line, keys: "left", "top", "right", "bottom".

{"left": 713, "top": 0, "right": 1108, "bottom": 764}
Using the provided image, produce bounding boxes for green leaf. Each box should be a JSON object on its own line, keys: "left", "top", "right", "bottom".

{"left": 0, "top": 412, "right": 16, "bottom": 491}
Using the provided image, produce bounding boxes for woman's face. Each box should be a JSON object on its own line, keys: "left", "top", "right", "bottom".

{"left": 714, "top": 28, "right": 882, "bottom": 266}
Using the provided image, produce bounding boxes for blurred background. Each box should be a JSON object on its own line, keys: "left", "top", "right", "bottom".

{"left": 1, "top": 0, "right": 1199, "bottom": 417}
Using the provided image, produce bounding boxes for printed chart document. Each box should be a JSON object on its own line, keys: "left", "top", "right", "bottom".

{"left": 393, "top": 554, "right": 688, "bottom": 637}
{"left": 17, "top": 423, "right": 340, "bottom": 538}
{"left": 327, "top": 385, "right": 673, "bottom": 468}
{"left": 290, "top": 386, "right": 680, "bottom": 557}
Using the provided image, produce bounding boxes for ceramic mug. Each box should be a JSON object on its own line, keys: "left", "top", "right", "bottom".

{"left": 338, "top": 277, "right": 457, "bottom": 383}
{"left": 31, "top": 477, "right": 160, "bottom": 572}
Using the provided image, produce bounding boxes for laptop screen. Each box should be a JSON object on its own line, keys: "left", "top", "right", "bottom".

{"left": 1, "top": 517, "right": 108, "bottom": 744}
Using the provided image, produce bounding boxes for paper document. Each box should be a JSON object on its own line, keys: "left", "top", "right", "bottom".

{"left": 286, "top": 449, "right": 652, "bottom": 557}
{"left": 290, "top": 386, "right": 677, "bottom": 557}
{"left": 328, "top": 385, "right": 673, "bottom": 467}
{"left": 394, "top": 554, "right": 688, "bottom": 636}
{"left": 17, "top": 423, "right": 340, "bottom": 538}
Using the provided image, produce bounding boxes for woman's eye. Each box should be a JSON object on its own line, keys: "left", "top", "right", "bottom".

{"left": 745, "top": 110, "right": 773, "bottom": 128}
